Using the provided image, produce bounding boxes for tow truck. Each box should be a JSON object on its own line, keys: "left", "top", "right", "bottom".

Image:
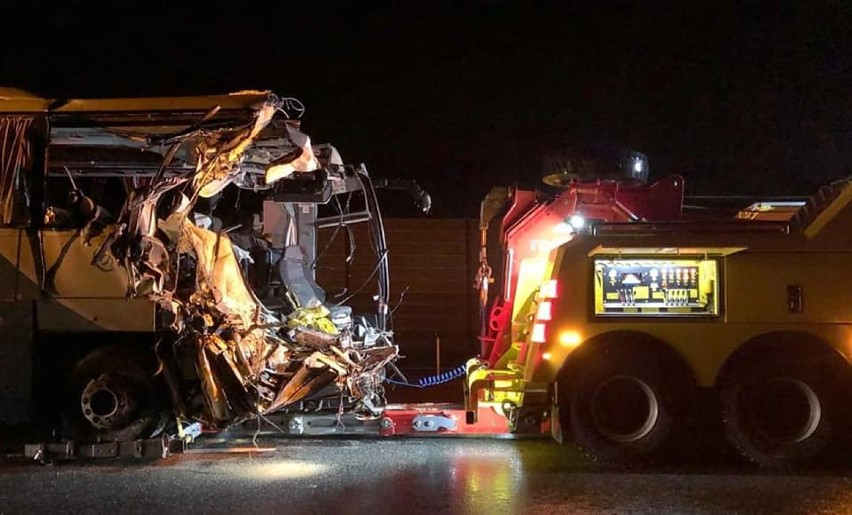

{"left": 3, "top": 89, "right": 851, "bottom": 469}
{"left": 466, "top": 147, "right": 852, "bottom": 469}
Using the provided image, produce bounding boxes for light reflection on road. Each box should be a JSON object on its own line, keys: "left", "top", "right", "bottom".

{"left": 3, "top": 438, "right": 852, "bottom": 514}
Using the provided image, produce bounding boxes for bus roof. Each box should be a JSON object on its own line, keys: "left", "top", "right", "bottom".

{"left": 0, "top": 88, "right": 274, "bottom": 115}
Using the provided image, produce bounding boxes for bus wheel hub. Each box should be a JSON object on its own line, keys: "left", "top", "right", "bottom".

{"left": 80, "top": 374, "right": 136, "bottom": 431}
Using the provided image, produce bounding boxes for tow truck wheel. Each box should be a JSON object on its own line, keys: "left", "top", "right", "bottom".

{"left": 720, "top": 359, "right": 843, "bottom": 469}
{"left": 568, "top": 352, "right": 677, "bottom": 466}
{"left": 63, "top": 345, "right": 168, "bottom": 442}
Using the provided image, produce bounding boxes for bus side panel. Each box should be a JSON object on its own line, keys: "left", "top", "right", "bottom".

{"left": 20, "top": 230, "right": 157, "bottom": 332}
{"left": 0, "top": 301, "right": 33, "bottom": 424}
{"left": 0, "top": 228, "right": 32, "bottom": 424}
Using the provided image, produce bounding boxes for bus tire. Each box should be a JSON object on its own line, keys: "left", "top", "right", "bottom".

{"left": 62, "top": 345, "right": 168, "bottom": 442}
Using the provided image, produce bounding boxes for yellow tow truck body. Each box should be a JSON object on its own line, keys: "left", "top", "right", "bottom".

{"left": 468, "top": 175, "right": 852, "bottom": 467}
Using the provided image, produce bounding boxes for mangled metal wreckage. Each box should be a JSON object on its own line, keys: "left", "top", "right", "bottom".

{"left": 18, "top": 91, "right": 403, "bottom": 438}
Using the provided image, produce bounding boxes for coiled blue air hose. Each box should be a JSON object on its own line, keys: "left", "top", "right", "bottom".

{"left": 385, "top": 362, "right": 467, "bottom": 388}
{"left": 417, "top": 362, "right": 467, "bottom": 387}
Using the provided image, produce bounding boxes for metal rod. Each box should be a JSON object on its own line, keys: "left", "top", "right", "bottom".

{"left": 315, "top": 211, "right": 371, "bottom": 229}
{"left": 435, "top": 332, "right": 441, "bottom": 375}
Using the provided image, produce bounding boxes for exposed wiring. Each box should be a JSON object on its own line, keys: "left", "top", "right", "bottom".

{"left": 336, "top": 391, "right": 347, "bottom": 429}
{"left": 252, "top": 410, "right": 286, "bottom": 448}
{"left": 332, "top": 248, "right": 388, "bottom": 307}
{"left": 312, "top": 193, "right": 352, "bottom": 269}
{"left": 313, "top": 193, "right": 356, "bottom": 299}
{"left": 277, "top": 97, "right": 306, "bottom": 119}
{"left": 389, "top": 286, "right": 409, "bottom": 316}
{"left": 385, "top": 378, "right": 423, "bottom": 388}
{"left": 62, "top": 166, "right": 78, "bottom": 190}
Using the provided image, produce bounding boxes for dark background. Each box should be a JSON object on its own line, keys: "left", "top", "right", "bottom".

{"left": 3, "top": 1, "right": 850, "bottom": 216}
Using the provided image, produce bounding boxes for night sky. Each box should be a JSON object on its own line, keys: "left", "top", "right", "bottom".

{"left": 3, "top": 2, "right": 850, "bottom": 216}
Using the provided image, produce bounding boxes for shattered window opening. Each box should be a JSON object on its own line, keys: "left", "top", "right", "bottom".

{"left": 0, "top": 116, "right": 33, "bottom": 226}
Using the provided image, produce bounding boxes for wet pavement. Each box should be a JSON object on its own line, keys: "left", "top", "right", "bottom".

{"left": 3, "top": 437, "right": 852, "bottom": 514}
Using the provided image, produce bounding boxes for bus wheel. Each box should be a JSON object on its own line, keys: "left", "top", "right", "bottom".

{"left": 64, "top": 345, "right": 168, "bottom": 442}
{"left": 569, "top": 353, "right": 677, "bottom": 466}
{"left": 721, "top": 360, "right": 842, "bottom": 469}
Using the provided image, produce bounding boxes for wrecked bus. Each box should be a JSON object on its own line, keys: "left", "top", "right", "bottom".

{"left": 0, "top": 88, "right": 411, "bottom": 443}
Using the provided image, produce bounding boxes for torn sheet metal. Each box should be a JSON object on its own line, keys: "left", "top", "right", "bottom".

{"left": 264, "top": 124, "right": 319, "bottom": 184}
{"left": 93, "top": 92, "right": 398, "bottom": 430}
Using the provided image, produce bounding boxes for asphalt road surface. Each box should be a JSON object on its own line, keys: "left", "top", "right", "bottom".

{"left": 3, "top": 436, "right": 852, "bottom": 514}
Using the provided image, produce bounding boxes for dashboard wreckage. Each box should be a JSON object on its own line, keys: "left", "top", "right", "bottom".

{"left": 0, "top": 89, "right": 426, "bottom": 445}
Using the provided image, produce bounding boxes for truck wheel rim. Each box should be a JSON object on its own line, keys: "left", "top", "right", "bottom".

{"left": 80, "top": 374, "right": 135, "bottom": 431}
{"left": 746, "top": 378, "right": 821, "bottom": 445}
{"left": 591, "top": 375, "right": 659, "bottom": 443}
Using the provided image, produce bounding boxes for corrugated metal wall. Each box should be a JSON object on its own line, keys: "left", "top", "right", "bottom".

{"left": 316, "top": 218, "right": 482, "bottom": 372}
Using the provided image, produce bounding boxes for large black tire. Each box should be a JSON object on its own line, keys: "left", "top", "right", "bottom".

{"left": 720, "top": 358, "right": 846, "bottom": 470}
{"left": 567, "top": 351, "right": 681, "bottom": 466}
{"left": 62, "top": 345, "right": 168, "bottom": 442}
{"left": 541, "top": 146, "right": 650, "bottom": 188}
